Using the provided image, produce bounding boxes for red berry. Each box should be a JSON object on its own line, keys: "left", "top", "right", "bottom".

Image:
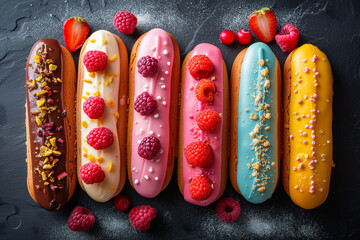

{"left": 184, "top": 141, "right": 213, "bottom": 168}
{"left": 86, "top": 127, "right": 114, "bottom": 150}
{"left": 83, "top": 50, "right": 108, "bottom": 72}
{"left": 137, "top": 55, "right": 159, "bottom": 77}
{"left": 129, "top": 205, "right": 157, "bottom": 230}
{"left": 138, "top": 136, "right": 161, "bottom": 160}
{"left": 196, "top": 109, "right": 221, "bottom": 132}
{"left": 189, "top": 176, "right": 213, "bottom": 201}
{"left": 63, "top": 17, "right": 89, "bottom": 52}
{"left": 134, "top": 92, "right": 157, "bottom": 115}
{"left": 113, "top": 11, "right": 137, "bottom": 35}
{"left": 114, "top": 195, "right": 130, "bottom": 212}
{"left": 79, "top": 162, "right": 105, "bottom": 184}
{"left": 83, "top": 96, "right": 105, "bottom": 119}
{"left": 188, "top": 55, "right": 214, "bottom": 79}
{"left": 275, "top": 23, "right": 299, "bottom": 52}
{"left": 215, "top": 198, "right": 241, "bottom": 222}
{"left": 219, "top": 30, "right": 236, "bottom": 45}
{"left": 195, "top": 79, "right": 216, "bottom": 103}
{"left": 248, "top": 7, "right": 277, "bottom": 43}
{"left": 67, "top": 206, "right": 95, "bottom": 231}
{"left": 236, "top": 29, "right": 252, "bottom": 45}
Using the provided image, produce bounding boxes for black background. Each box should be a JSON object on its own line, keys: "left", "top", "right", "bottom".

{"left": 1, "top": 0, "right": 360, "bottom": 239}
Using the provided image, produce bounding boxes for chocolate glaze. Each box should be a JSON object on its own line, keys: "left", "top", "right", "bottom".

{"left": 26, "top": 39, "right": 68, "bottom": 211}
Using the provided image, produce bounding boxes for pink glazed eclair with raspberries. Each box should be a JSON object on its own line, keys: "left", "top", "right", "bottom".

{"left": 127, "top": 28, "right": 180, "bottom": 198}
{"left": 178, "top": 43, "right": 229, "bottom": 206}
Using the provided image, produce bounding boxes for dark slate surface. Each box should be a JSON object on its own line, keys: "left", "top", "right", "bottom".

{"left": 0, "top": 0, "right": 360, "bottom": 239}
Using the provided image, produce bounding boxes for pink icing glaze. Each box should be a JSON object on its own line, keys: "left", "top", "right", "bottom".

{"left": 182, "top": 43, "right": 224, "bottom": 206}
{"left": 131, "top": 28, "right": 174, "bottom": 198}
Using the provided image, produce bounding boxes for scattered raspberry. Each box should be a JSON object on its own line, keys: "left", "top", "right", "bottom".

{"left": 138, "top": 136, "right": 161, "bottom": 160}
{"left": 196, "top": 109, "right": 221, "bottom": 132}
{"left": 67, "top": 206, "right": 95, "bottom": 231}
{"left": 86, "top": 127, "right": 114, "bottom": 150}
{"left": 137, "top": 56, "right": 159, "bottom": 77}
{"left": 185, "top": 141, "right": 213, "bottom": 168}
{"left": 275, "top": 23, "right": 299, "bottom": 52}
{"left": 134, "top": 92, "right": 157, "bottom": 115}
{"left": 113, "top": 11, "right": 137, "bottom": 35}
{"left": 83, "top": 50, "right": 108, "bottom": 72}
{"left": 79, "top": 162, "right": 105, "bottom": 184}
{"left": 189, "top": 176, "right": 213, "bottom": 201}
{"left": 195, "top": 79, "right": 216, "bottom": 103}
{"left": 215, "top": 198, "right": 241, "bottom": 222}
{"left": 114, "top": 195, "right": 130, "bottom": 212}
{"left": 129, "top": 205, "right": 157, "bottom": 230}
{"left": 83, "top": 96, "right": 105, "bottom": 119}
{"left": 219, "top": 30, "right": 236, "bottom": 45}
{"left": 188, "top": 55, "right": 213, "bottom": 79}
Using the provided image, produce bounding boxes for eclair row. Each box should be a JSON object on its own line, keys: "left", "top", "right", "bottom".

{"left": 26, "top": 28, "right": 333, "bottom": 211}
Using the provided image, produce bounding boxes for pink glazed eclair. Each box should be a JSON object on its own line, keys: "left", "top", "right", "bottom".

{"left": 178, "top": 44, "right": 229, "bottom": 206}
{"left": 127, "top": 28, "right": 180, "bottom": 198}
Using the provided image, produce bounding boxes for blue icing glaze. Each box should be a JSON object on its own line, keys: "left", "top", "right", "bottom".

{"left": 236, "top": 42, "right": 279, "bottom": 204}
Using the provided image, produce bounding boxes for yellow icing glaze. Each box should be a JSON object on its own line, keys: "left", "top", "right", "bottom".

{"left": 289, "top": 44, "right": 333, "bottom": 209}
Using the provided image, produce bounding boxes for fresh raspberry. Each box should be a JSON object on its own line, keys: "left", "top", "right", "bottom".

{"left": 134, "top": 92, "right": 157, "bottom": 115}
{"left": 79, "top": 162, "right": 105, "bottom": 184}
{"left": 137, "top": 56, "right": 159, "bottom": 77}
{"left": 188, "top": 55, "right": 213, "bottom": 79}
{"left": 86, "top": 127, "right": 114, "bottom": 150}
{"left": 129, "top": 205, "right": 157, "bottom": 230}
{"left": 215, "top": 198, "right": 241, "bottom": 222}
{"left": 196, "top": 109, "right": 221, "bottom": 132}
{"left": 184, "top": 141, "right": 213, "bottom": 168}
{"left": 114, "top": 195, "right": 130, "bottom": 212}
{"left": 83, "top": 96, "right": 105, "bottom": 119}
{"left": 138, "top": 136, "right": 161, "bottom": 160}
{"left": 67, "top": 206, "right": 95, "bottom": 231}
{"left": 195, "top": 79, "right": 216, "bottom": 103}
{"left": 83, "top": 50, "right": 108, "bottom": 72}
{"left": 219, "top": 30, "right": 236, "bottom": 45}
{"left": 113, "top": 11, "right": 137, "bottom": 35}
{"left": 275, "top": 24, "right": 299, "bottom": 52}
{"left": 189, "top": 176, "right": 213, "bottom": 201}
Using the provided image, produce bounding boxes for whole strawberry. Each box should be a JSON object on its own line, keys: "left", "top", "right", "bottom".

{"left": 63, "top": 17, "right": 89, "bottom": 52}
{"left": 67, "top": 206, "right": 95, "bottom": 231}
{"left": 248, "top": 8, "right": 277, "bottom": 43}
{"left": 113, "top": 11, "right": 137, "bottom": 35}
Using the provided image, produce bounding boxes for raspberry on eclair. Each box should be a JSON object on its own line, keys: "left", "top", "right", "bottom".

{"left": 127, "top": 28, "right": 180, "bottom": 198}
{"left": 77, "top": 30, "right": 128, "bottom": 202}
{"left": 230, "top": 42, "right": 281, "bottom": 204}
{"left": 282, "top": 44, "right": 333, "bottom": 209}
{"left": 26, "top": 39, "right": 76, "bottom": 210}
{"left": 178, "top": 43, "right": 229, "bottom": 206}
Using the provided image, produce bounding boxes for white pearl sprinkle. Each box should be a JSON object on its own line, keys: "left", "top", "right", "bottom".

{"left": 134, "top": 179, "right": 139, "bottom": 185}
{"left": 149, "top": 131, "right": 154, "bottom": 135}
{"left": 157, "top": 96, "right": 162, "bottom": 100}
{"left": 132, "top": 167, "right": 136, "bottom": 172}
{"left": 159, "top": 124, "right": 163, "bottom": 128}
{"left": 155, "top": 177, "right": 159, "bottom": 181}
{"left": 164, "top": 41, "right": 167, "bottom": 45}
{"left": 162, "top": 101, "right": 167, "bottom": 105}
{"left": 137, "top": 140, "right": 141, "bottom": 144}
{"left": 165, "top": 71, "right": 169, "bottom": 75}
{"left": 159, "top": 149, "right": 163, "bottom": 154}
{"left": 151, "top": 46, "right": 156, "bottom": 51}
{"left": 160, "top": 77, "right": 165, "bottom": 81}
{"left": 163, "top": 50, "right": 168, "bottom": 55}
{"left": 144, "top": 175, "right": 149, "bottom": 180}
{"left": 149, "top": 167, "right": 153, "bottom": 173}
{"left": 154, "top": 114, "right": 159, "bottom": 118}
{"left": 157, "top": 134, "right": 161, "bottom": 137}
{"left": 167, "top": 62, "right": 171, "bottom": 66}
{"left": 161, "top": 85, "right": 166, "bottom": 89}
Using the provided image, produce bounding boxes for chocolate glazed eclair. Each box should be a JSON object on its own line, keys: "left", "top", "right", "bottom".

{"left": 26, "top": 39, "right": 76, "bottom": 210}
